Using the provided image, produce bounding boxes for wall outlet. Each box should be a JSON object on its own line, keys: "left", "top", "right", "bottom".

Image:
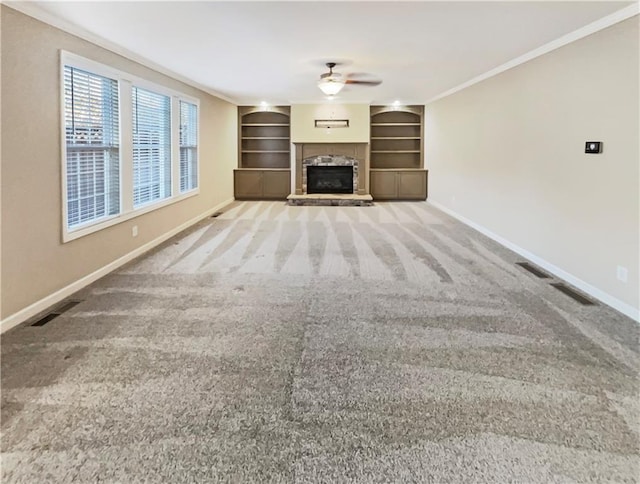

{"left": 616, "top": 266, "right": 628, "bottom": 283}
{"left": 132, "top": 225, "right": 138, "bottom": 237}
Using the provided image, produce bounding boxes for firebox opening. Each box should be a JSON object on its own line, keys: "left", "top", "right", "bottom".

{"left": 307, "top": 166, "right": 354, "bottom": 194}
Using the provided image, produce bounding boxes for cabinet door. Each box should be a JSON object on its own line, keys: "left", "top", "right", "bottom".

{"left": 234, "top": 170, "right": 263, "bottom": 199}
{"left": 370, "top": 171, "right": 398, "bottom": 199}
{"left": 397, "top": 171, "right": 427, "bottom": 200}
{"left": 262, "top": 171, "right": 291, "bottom": 199}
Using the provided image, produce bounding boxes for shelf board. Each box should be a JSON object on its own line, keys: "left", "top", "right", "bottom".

{"left": 242, "top": 150, "right": 290, "bottom": 153}
{"left": 370, "top": 168, "right": 426, "bottom": 173}
{"left": 235, "top": 168, "right": 291, "bottom": 172}
{"left": 242, "top": 137, "right": 290, "bottom": 140}
{"left": 370, "top": 123, "right": 421, "bottom": 126}
{"left": 242, "top": 123, "right": 289, "bottom": 127}
{"left": 371, "top": 137, "right": 420, "bottom": 140}
{"left": 371, "top": 150, "right": 420, "bottom": 154}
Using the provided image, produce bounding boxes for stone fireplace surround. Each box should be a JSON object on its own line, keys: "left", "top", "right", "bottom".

{"left": 293, "top": 143, "right": 369, "bottom": 196}
{"left": 302, "top": 156, "right": 358, "bottom": 194}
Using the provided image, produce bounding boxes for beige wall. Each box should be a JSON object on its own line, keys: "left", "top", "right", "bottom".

{"left": 291, "top": 104, "right": 369, "bottom": 143}
{"left": 425, "top": 17, "right": 639, "bottom": 313}
{"left": 1, "top": 6, "right": 237, "bottom": 320}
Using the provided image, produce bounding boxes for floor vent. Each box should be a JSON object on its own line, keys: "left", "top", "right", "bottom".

{"left": 516, "top": 262, "right": 551, "bottom": 279}
{"left": 550, "top": 283, "right": 596, "bottom": 306}
{"left": 31, "top": 313, "right": 60, "bottom": 327}
{"left": 31, "top": 300, "right": 82, "bottom": 327}
{"left": 56, "top": 300, "right": 82, "bottom": 313}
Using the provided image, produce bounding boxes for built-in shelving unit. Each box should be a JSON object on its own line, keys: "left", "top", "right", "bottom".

{"left": 239, "top": 107, "right": 290, "bottom": 169}
{"left": 369, "top": 105, "right": 427, "bottom": 200}
{"left": 235, "top": 106, "right": 291, "bottom": 200}
{"left": 370, "top": 106, "right": 423, "bottom": 169}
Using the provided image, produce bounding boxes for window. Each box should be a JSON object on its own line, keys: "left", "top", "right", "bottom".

{"left": 179, "top": 101, "right": 198, "bottom": 192}
{"left": 64, "top": 66, "right": 120, "bottom": 228}
{"left": 132, "top": 87, "right": 172, "bottom": 207}
{"left": 61, "top": 52, "right": 200, "bottom": 242}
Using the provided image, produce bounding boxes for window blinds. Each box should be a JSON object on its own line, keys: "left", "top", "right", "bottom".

{"left": 179, "top": 101, "right": 198, "bottom": 192}
{"left": 64, "top": 66, "right": 120, "bottom": 228}
{"left": 132, "top": 86, "right": 171, "bottom": 207}
{"left": 62, "top": 54, "right": 201, "bottom": 240}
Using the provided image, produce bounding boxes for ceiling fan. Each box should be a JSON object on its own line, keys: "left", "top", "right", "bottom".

{"left": 317, "top": 62, "right": 382, "bottom": 96}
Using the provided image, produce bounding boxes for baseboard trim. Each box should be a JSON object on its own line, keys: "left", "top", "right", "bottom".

{"left": 428, "top": 200, "right": 640, "bottom": 323}
{"left": 0, "top": 198, "right": 234, "bottom": 334}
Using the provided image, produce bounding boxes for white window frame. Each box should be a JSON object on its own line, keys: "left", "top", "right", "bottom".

{"left": 60, "top": 51, "right": 200, "bottom": 243}
{"left": 179, "top": 100, "right": 200, "bottom": 195}
{"left": 131, "top": 84, "right": 173, "bottom": 208}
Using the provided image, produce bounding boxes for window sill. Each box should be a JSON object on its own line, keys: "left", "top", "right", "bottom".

{"left": 62, "top": 188, "right": 200, "bottom": 243}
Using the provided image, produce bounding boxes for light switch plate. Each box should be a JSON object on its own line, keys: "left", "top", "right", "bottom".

{"left": 585, "top": 141, "right": 602, "bottom": 154}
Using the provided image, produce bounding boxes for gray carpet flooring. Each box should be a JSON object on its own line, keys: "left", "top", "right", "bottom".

{"left": 2, "top": 201, "right": 639, "bottom": 483}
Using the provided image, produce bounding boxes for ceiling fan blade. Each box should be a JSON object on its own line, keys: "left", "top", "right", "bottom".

{"left": 345, "top": 79, "right": 382, "bottom": 86}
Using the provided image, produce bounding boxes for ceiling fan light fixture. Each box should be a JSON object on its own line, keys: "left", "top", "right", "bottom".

{"left": 317, "top": 78, "right": 345, "bottom": 96}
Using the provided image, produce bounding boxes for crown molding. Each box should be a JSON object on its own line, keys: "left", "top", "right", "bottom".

{"left": 427, "top": 3, "right": 640, "bottom": 104}
{"left": 3, "top": 1, "right": 238, "bottom": 105}
{"left": 4, "top": 1, "right": 637, "bottom": 110}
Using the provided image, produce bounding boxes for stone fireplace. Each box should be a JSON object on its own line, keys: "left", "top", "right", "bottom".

{"left": 303, "top": 156, "right": 358, "bottom": 194}
{"left": 293, "top": 143, "right": 369, "bottom": 196}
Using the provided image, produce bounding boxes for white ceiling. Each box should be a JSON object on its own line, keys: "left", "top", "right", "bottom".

{"left": 21, "top": 1, "right": 633, "bottom": 105}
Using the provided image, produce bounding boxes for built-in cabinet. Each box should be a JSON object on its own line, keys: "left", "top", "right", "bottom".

{"left": 370, "top": 105, "right": 427, "bottom": 200}
{"left": 234, "top": 169, "right": 290, "bottom": 200}
{"left": 235, "top": 106, "right": 291, "bottom": 199}
{"left": 370, "top": 169, "right": 428, "bottom": 200}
